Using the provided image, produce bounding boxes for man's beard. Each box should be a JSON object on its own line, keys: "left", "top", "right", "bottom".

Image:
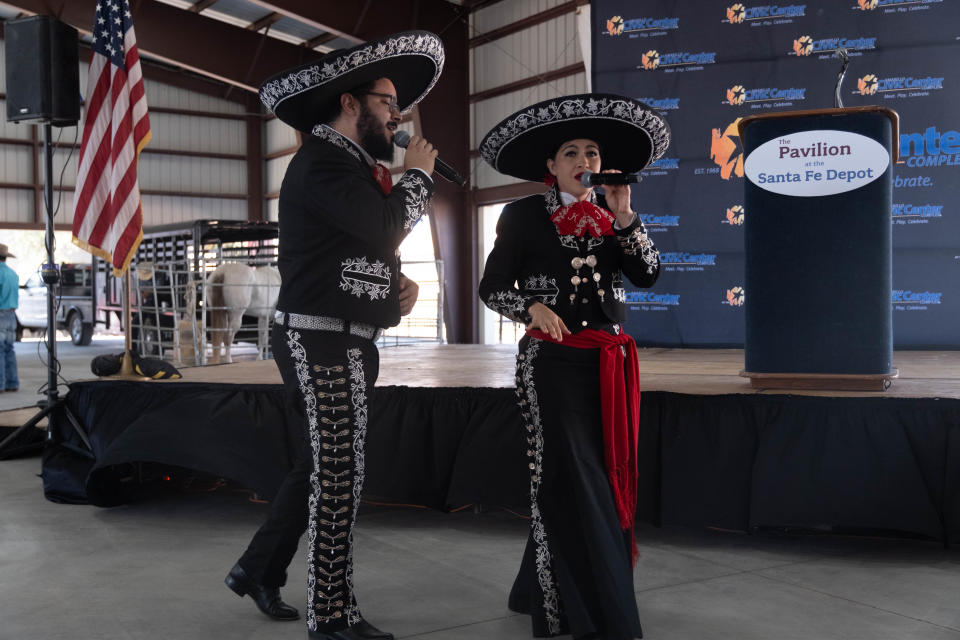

{"left": 357, "top": 104, "right": 395, "bottom": 162}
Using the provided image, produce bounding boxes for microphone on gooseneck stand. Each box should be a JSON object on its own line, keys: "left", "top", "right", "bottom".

{"left": 579, "top": 171, "right": 642, "bottom": 187}
{"left": 834, "top": 48, "right": 850, "bottom": 109}
{"left": 393, "top": 130, "right": 467, "bottom": 187}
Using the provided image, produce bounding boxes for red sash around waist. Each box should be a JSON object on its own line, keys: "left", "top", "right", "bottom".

{"left": 526, "top": 328, "right": 641, "bottom": 561}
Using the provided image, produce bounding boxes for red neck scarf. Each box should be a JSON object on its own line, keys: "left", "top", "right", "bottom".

{"left": 526, "top": 327, "right": 641, "bottom": 562}
{"left": 550, "top": 199, "right": 615, "bottom": 237}
{"left": 371, "top": 163, "right": 393, "bottom": 195}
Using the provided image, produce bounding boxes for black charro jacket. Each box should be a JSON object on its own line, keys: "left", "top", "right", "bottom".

{"left": 478, "top": 186, "right": 660, "bottom": 331}
{"left": 276, "top": 126, "right": 433, "bottom": 328}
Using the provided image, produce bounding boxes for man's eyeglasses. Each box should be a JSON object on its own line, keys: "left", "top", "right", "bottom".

{"left": 363, "top": 91, "right": 400, "bottom": 114}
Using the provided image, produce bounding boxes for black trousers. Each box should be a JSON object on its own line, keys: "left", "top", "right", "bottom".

{"left": 508, "top": 336, "right": 642, "bottom": 640}
{"left": 237, "top": 324, "right": 379, "bottom": 633}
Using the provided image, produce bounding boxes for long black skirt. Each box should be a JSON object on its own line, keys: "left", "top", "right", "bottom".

{"left": 508, "top": 335, "right": 642, "bottom": 640}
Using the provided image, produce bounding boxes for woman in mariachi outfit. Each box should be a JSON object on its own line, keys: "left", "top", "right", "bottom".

{"left": 478, "top": 94, "right": 670, "bottom": 640}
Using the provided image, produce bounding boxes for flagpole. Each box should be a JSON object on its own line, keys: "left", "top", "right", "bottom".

{"left": 121, "top": 270, "right": 134, "bottom": 375}
{"left": 71, "top": 0, "right": 150, "bottom": 375}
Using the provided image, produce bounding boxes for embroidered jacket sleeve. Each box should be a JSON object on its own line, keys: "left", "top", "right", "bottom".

{"left": 299, "top": 147, "right": 434, "bottom": 247}
{"left": 614, "top": 214, "right": 660, "bottom": 287}
{"left": 478, "top": 202, "right": 534, "bottom": 324}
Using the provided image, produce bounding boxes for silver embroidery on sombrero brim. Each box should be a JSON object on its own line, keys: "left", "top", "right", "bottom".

{"left": 480, "top": 96, "right": 670, "bottom": 170}
{"left": 260, "top": 32, "right": 445, "bottom": 115}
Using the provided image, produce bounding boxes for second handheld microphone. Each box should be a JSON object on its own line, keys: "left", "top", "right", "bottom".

{"left": 393, "top": 130, "right": 467, "bottom": 187}
{"left": 579, "top": 171, "right": 642, "bottom": 187}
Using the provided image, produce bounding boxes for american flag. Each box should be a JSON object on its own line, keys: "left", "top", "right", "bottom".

{"left": 72, "top": 0, "right": 151, "bottom": 276}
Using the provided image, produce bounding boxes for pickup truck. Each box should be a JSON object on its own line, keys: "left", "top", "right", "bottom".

{"left": 17, "top": 263, "right": 95, "bottom": 345}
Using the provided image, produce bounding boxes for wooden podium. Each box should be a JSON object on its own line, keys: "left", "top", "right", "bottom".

{"left": 737, "top": 107, "right": 900, "bottom": 391}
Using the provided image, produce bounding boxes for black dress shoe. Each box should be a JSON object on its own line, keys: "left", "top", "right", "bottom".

{"left": 307, "top": 618, "right": 393, "bottom": 640}
{"left": 346, "top": 619, "right": 394, "bottom": 640}
{"left": 224, "top": 562, "right": 299, "bottom": 621}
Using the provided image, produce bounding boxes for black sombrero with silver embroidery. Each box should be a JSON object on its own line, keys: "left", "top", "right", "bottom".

{"left": 259, "top": 30, "right": 444, "bottom": 133}
{"left": 479, "top": 94, "right": 671, "bottom": 182}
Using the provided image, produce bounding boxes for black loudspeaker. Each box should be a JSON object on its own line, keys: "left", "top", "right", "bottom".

{"left": 4, "top": 15, "right": 80, "bottom": 126}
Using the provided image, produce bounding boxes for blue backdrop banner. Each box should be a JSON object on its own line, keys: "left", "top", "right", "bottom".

{"left": 592, "top": 0, "right": 960, "bottom": 348}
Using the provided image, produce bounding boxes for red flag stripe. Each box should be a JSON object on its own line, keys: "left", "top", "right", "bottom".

{"left": 72, "top": 3, "right": 150, "bottom": 275}
{"left": 88, "top": 65, "right": 134, "bottom": 247}
{"left": 72, "top": 58, "right": 113, "bottom": 231}
{"left": 90, "top": 52, "right": 146, "bottom": 251}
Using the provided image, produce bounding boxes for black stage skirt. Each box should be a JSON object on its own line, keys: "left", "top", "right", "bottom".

{"left": 508, "top": 335, "right": 642, "bottom": 640}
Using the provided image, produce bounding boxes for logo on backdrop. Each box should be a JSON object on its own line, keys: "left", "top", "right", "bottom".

{"left": 891, "top": 203, "right": 943, "bottom": 225}
{"left": 892, "top": 289, "right": 943, "bottom": 311}
{"left": 743, "top": 129, "right": 890, "bottom": 197}
{"left": 899, "top": 126, "right": 960, "bottom": 168}
{"left": 725, "top": 84, "right": 806, "bottom": 107}
{"left": 727, "top": 85, "right": 746, "bottom": 105}
{"left": 857, "top": 74, "right": 944, "bottom": 99}
{"left": 642, "top": 157, "right": 680, "bottom": 177}
{"left": 724, "top": 205, "right": 745, "bottom": 225}
{"left": 639, "top": 50, "right": 717, "bottom": 72}
{"left": 710, "top": 118, "right": 744, "bottom": 180}
{"left": 856, "top": 0, "right": 943, "bottom": 11}
{"left": 724, "top": 286, "right": 745, "bottom": 306}
{"left": 660, "top": 253, "right": 718, "bottom": 272}
{"left": 723, "top": 3, "right": 806, "bottom": 24}
{"left": 648, "top": 157, "right": 680, "bottom": 170}
{"left": 858, "top": 74, "right": 878, "bottom": 94}
{"left": 626, "top": 291, "right": 681, "bottom": 309}
{"left": 604, "top": 14, "right": 679, "bottom": 37}
{"left": 639, "top": 213, "right": 680, "bottom": 232}
{"left": 790, "top": 35, "right": 877, "bottom": 57}
{"left": 638, "top": 96, "right": 680, "bottom": 111}
{"left": 606, "top": 15, "right": 624, "bottom": 35}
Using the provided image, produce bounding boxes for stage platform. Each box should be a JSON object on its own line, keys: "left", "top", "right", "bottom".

{"left": 39, "top": 346, "right": 960, "bottom": 544}
{"left": 168, "top": 346, "right": 960, "bottom": 399}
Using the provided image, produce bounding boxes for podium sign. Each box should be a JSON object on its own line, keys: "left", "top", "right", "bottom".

{"left": 738, "top": 107, "right": 899, "bottom": 391}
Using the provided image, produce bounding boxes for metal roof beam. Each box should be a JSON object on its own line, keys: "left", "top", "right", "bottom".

{"left": 243, "top": 0, "right": 465, "bottom": 43}
{"left": 248, "top": 11, "right": 283, "bottom": 32}
{"left": 302, "top": 32, "right": 338, "bottom": 49}
{"left": 189, "top": 0, "right": 220, "bottom": 13}
{"left": 0, "top": 0, "right": 319, "bottom": 92}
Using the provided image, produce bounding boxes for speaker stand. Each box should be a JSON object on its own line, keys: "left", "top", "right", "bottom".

{"left": 0, "top": 123, "right": 88, "bottom": 460}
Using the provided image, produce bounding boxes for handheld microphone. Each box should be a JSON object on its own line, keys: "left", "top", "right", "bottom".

{"left": 393, "top": 130, "right": 467, "bottom": 187}
{"left": 579, "top": 171, "right": 642, "bottom": 187}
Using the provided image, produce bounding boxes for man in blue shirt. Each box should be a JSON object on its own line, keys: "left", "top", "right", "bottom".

{"left": 0, "top": 243, "right": 19, "bottom": 392}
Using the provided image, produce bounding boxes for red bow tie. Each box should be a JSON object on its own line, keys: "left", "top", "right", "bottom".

{"left": 371, "top": 163, "right": 393, "bottom": 195}
{"left": 551, "top": 200, "right": 615, "bottom": 238}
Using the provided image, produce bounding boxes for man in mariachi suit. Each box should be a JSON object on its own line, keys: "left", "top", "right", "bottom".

{"left": 224, "top": 31, "right": 444, "bottom": 640}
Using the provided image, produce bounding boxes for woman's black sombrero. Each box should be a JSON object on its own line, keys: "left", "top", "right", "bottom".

{"left": 479, "top": 93, "right": 671, "bottom": 182}
{"left": 259, "top": 30, "right": 445, "bottom": 133}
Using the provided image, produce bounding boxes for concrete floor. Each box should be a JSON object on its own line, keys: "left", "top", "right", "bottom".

{"left": 1, "top": 456, "right": 959, "bottom": 640}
